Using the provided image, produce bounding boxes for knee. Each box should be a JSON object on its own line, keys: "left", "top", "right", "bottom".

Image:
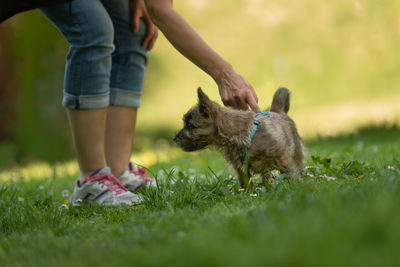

{"left": 67, "top": 15, "right": 115, "bottom": 54}
{"left": 66, "top": 18, "right": 115, "bottom": 67}
{"left": 84, "top": 18, "right": 115, "bottom": 50}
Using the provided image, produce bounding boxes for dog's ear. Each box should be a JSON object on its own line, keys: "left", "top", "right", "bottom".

{"left": 197, "top": 87, "right": 216, "bottom": 118}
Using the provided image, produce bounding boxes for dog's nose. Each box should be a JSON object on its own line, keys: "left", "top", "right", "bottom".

{"left": 173, "top": 135, "right": 177, "bottom": 142}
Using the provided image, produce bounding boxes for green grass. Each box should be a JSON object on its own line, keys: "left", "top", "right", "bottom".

{"left": 1, "top": 125, "right": 400, "bottom": 266}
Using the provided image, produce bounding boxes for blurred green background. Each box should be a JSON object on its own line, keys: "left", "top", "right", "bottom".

{"left": 0, "top": 0, "right": 399, "bottom": 170}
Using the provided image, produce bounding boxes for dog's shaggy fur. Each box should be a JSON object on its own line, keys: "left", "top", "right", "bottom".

{"left": 174, "top": 87, "right": 305, "bottom": 187}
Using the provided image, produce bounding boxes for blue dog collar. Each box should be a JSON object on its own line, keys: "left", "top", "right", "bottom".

{"left": 250, "top": 111, "right": 270, "bottom": 142}
{"left": 240, "top": 111, "right": 271, "bottom": 162}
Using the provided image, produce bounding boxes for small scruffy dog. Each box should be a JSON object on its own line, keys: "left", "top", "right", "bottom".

{"left": 174, "top": 87, "right": 305, "bottom": 187}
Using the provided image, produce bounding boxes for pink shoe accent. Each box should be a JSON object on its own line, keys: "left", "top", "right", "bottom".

{"left": 129, "top": 163, "right": 156, "bottom": 187}
{"left": 82, "top": 174, "right": 127, "bottom": 195}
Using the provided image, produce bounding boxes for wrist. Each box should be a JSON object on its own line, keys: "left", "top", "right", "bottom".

{"left": 212, "top": 61, "right": 234, "bottom": 85}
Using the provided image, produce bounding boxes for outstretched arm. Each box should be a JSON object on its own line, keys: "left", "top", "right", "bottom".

{"left": 144, "top": 0, "right": 260, "bottom": 112}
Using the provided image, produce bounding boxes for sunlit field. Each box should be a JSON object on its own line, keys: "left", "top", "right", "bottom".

{"left": 138, "top": 0, "right": 400, "bottom": 137}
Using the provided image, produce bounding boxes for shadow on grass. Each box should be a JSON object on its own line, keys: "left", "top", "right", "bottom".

{"left": 0, "top": 123, "right": 398, "bottom": 171}
{"left": 306, "top": 123, "right": 400, "bottom": 147}
{"left": 304, "top": 123, "right": 400, "bottom": 164}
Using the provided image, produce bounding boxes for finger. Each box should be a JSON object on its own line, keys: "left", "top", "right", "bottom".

{"left": 247, "top": 94, "right": 261, "bottom": 113}
{"left": 132, "top": 12, "right": 141, "bottom": 33}
{"left": 222, "top": 98, "right": 233, "bottom": 108}
{"left": 221, "top": 94, "right": 236, "bottom": 108}
{"left": 236, "top": 98, "right": 249, "bottom": 110}
{"left": 147, "top": 30, "right": 158, "bottom": 50}
{"left": 248, "top": 88, "right": 259, "bottom": 111}
{"left": 233, "top": 93, "right": 248, "bottom": 110}
{"left": 142, "top": 22, "right": 155, "bottom": 47}
{"left": 251, "top": 88, "right": 259, "bottom": 104}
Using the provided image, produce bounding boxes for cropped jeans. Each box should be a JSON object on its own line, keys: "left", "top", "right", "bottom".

{"left": 40, "top": 0, "right": 148, "bottom": 109}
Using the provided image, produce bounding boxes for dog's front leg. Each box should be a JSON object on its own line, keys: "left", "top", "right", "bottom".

{"left": 233, "top": 166, "right": 250, "bottom": 188}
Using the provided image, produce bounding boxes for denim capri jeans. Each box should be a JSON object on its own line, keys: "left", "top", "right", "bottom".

{"left": 40, "top": 0, "right": 148, "bottom": 109}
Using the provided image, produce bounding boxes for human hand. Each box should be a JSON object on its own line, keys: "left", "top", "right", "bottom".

{"left": 216, "top": 67, "right": 260, "bottom": 113}
{"left": 130, "top": 0, "right": 158, "bottom": 50}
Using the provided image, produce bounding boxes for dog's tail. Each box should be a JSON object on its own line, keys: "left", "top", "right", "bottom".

{"left": 270, "top": 87, "right": 290, "bottom": 114}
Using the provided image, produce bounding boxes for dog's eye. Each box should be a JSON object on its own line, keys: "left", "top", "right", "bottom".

{"left": 187, "top": 122, "right": 196, "bottom": 129}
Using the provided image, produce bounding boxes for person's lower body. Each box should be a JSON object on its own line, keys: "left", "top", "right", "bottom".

{"left": 40, "top": 0, "right": 153, "bottom": 205}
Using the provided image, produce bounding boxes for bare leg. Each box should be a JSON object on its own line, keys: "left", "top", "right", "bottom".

{"left": 67, "top": 108, "right": 107, "bottom": 177}
{"left": 105, "top": 106, "right": 138, "bottom": 177}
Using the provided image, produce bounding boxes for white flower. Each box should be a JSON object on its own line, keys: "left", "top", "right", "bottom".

{"left": 38, "top": 185, "right": 44, "bottom": 191}
{"left": 238, "top": 188, "right": 245, "bottom": 192}
{"left": 326, "top": 176, "right": 336, "bottom": 181}
{"left": 250, "top": 193, "right": 257, "bottom": 197}
{"left": 73, "top": 199, "right": 83, "bottom": 206}
{"left": 387, "top": 166, "right": 395, "bottom": 171}
{"left": 319, "top": 174, "right": 336, "bottom": 181}
{"left": 18, "top": 197, "right": 24, "bottom": 202}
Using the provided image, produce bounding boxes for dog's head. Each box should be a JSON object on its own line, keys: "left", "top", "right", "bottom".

{"left": 174, "top": 88, "right": 220, "bottom": 151}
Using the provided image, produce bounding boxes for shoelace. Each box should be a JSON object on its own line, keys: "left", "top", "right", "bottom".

{"left": 83, "top": 174, "right": 127, "bottom": 195}
{"left": 130, "top": 165, "right": 155, "bottom": 184}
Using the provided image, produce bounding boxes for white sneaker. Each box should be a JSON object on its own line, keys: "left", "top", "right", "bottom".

{"left": 71, "top": 166, "right": 142, "bottom": 206}
{"left": 118, "top": 162, "right": 157, "bottom": 191}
